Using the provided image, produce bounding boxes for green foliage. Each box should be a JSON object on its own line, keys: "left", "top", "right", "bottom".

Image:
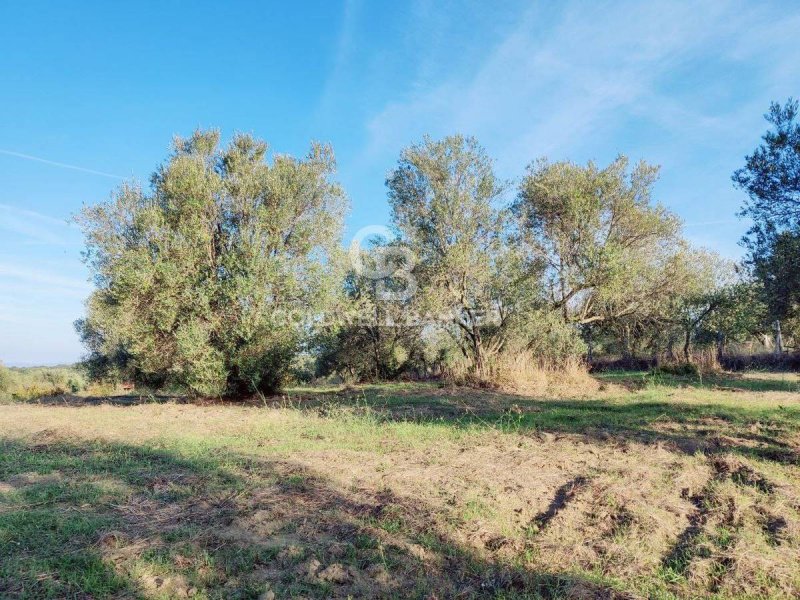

{"left": 513, "top": 155, "right": 683, "bottom": 326}
{"left": 506, "top": 309, "right": 586, "bottom": 360}
{"left": 651, "top": 362, "right": 700, "bottom": 377}
{"left": 0, "top": 364, "right": 11, "bottom": 397}
{"left": 733, "top": 99, "right": 800, "bottom": 331}
{"left": 0, "top": 366, "right": 87, "bottom": 401}
{"left": 752, "top": 231, "right": 800, "bottom": 336}
{"left": 706, "top": 281, "right": 769, "bottom": 344}
{"left": 69, "top": 127, "right": 786, "bottom": 391}
{"left": 77, "top": 130, "right": 347, "bottom": 397}
{"left": 315, "top": 248, "right": 426, "bottom": 381}
{"left": 386, "top": 135, "right": 518, "bottom": 370}
{"left": 733, "top": 99, "right": 800, "bottom": 252}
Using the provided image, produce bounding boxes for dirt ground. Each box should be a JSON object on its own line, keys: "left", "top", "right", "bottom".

{"left": 1, "top": 373, "right": 799, "bottom": 599}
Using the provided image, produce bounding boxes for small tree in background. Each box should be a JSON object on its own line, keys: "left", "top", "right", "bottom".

{"left": 0, "top": 362, "right": 12, "bottom": 396}
{"left": 76, "top": 130, "right": 347, "bottom": 397}
{"left": 315, "top": 246, "right": 426, "bottom": 381}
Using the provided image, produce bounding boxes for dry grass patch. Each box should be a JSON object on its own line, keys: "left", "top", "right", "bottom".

{"left": 1, "top": 374, "right": 799, "bottom": 598}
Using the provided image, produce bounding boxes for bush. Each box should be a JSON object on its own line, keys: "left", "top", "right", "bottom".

{"left": 444, "top": 351, "right": 598, "bottom": 396}
{"left": 720, "top": 352, "right": 800, "bottom": 372}
{"left": 508, "top": 310, "right": 587, "bottom": 361}
{"left": 0, "top": 366, "right": 87, "bottom": 401}
{"left": 651, "top": 362, "right": 700, "bottom": 377}
{"left": 0, "top": 363, "right": 12, "bottom": 397}
{"left": 589, "top": 357, "right": 656, "bottom": 372}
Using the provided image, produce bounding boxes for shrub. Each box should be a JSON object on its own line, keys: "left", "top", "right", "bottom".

{"left": 0, "top": 363, "right": 12, "bottom": 397}
{"left": 651, "top": 362, "right": 700, "bottom": 377}
{"left": 444, "top": 351, "right": 598, "bottom": 396}
{"left": 720, "top": 352, "right": 800, "bottom": 372}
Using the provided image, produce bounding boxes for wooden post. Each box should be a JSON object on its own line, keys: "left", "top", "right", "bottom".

{"left": 622, "top": 325, "right": 632, "bottom": 359}
{"left": 586, "top": 326, "right": 593, "bottom": 363}
{"left": 774, "top": 320, "right": 784, "bottom": 355}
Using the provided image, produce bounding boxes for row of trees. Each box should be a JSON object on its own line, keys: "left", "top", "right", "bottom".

{"left": 78, "top": 103, "right": 796, "bottom": 396}
{"left": 320, "top": 138, "right": 766, "bottom": 381}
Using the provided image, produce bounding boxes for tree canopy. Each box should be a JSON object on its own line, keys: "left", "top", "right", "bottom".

{"left": 733, "top": 99, "right": 800, "bottom": 335}
{"left": 513, "top": 156, "right": 683, "bottom": 325}
{"left": 76, "top": 130, "right": 347, "bottom": 396}
{"left": 386, "top": 135, "right": 513, "bottom": 370}
{"left": 74, "top": 120, "right": 788, "bottom": 393}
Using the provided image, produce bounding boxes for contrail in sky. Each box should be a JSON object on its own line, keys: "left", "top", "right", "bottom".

{"left": 0, "top": 148, "right": 125, "bottom": 179}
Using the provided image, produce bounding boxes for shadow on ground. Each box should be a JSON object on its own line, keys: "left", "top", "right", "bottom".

{"left": 258, "top": 378, "right": 800, "bottom": 466}
{"left": 0, "top": 436, "right": 636, "bottom": 599}
{"left": 597, "top": 370, "right": 800, "bottom": 393}
{"left": 27, "top": 373, "right": 800, "bottom": 468}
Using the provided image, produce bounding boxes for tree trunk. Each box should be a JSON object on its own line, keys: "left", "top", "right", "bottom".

{"left": 716, "top": 330, "right": 725, "bottom": 362}
{"left": 472, "top": 329, "right": 485, "bottom": 374}
{"left": 622, "top": 325, "right": 632, "bottom": 359}
{"left": 586, "top": 326, "right": 594, "bottom": 363}
{"left": 683, "top": 328, "right": 692, "bottom": 363}
{"left": 775, "top": 320, "right": 784, "bottom": 355}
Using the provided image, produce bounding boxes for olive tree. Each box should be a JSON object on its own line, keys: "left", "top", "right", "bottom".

{"left": 513, "top": 156, "right": 683, "bottom": 326}
{"left": 315, "top": 245, "right": 426, "bottom": 381}
{"left": 386, "top": 135, "right": 518, "bottom": 371}
{"left": 76, "top": 130, "right": 346, "bottom": 396}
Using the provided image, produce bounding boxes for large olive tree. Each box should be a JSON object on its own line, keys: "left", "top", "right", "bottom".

{"left": 513, "top": 156, "right": 683, "bottom": 326}
{"left": 76, "top": 130, "right": 346, "bottom": 396}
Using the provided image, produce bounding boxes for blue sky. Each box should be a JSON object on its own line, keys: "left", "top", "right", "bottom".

{"left": 0, "top": 0, "right": 798, "bottom": 366}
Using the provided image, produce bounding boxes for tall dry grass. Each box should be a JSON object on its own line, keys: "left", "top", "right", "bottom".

{"left": 444, "top": 350, "right": 599, "bottom": 396}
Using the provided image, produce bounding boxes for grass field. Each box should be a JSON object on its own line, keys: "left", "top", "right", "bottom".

{"left": 1, "top": 371, "right": 799, "bottom": 599}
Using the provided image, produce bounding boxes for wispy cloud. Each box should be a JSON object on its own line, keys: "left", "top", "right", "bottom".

{"left": 0, "top": 262, "right": 89, "bottom": 296}
{"left": 361, "top": 1, "right": 800, "bottom": 171}
{"left": 0, "top": 148, "right": 124, "bottom": 179}
{"left": 0, "top": 203, "right": 80, "bottom": 247}
{"left": 316, "top": 0, "right": 362, "bottom": 116}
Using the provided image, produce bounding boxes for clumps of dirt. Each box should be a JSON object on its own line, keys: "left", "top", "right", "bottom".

{"left": 565, "top": 580, "right": 642, "bottom": 600}
{"left": 483, "top": 534, "right": 514, "bottom": 551}
{"left": 9, "top": 471, "right": 64, "bottom": 485}
{"left": 730, "top": 465, "right": 776, "bottom": 494}
{"left": 755, "top": 508, "right": 788, "bottom": 546}
{"left": 139, "top": 573, "right": 196, "bottom": 598}
{"left": 0, "top": 471, "right": 64, "bottom": 496}
{"left": 708, "top": 455, "right": 778, "bottom": 496}
{"left": 96, "top": 530, "right": 128, "bottom": 550}
{"left": 601, "top": 507, "right": 636, "bottom": 538}
{"left": 527, "top": 476, "right": 589, "bottom": 534}
{"left": 277, "top": 544, "right": 305, "bottom": 564}
{"left": 297, "top": 556, "right": 400, "bottom": 594}
{"left": 318, "top": 562, "right": 351, "bottom": 584}
{"left": 660, "top": 453, "right": 790, "bottom": 595}
{"left": 662, "top": 458, "right": 733, "bottom": 577}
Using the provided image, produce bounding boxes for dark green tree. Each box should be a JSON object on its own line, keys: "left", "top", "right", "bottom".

{"left": 733, "top": 99, "right": 800, "bottom": 333}
{"left": 733, "top": 99, "right": 800, "bottom": 237}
